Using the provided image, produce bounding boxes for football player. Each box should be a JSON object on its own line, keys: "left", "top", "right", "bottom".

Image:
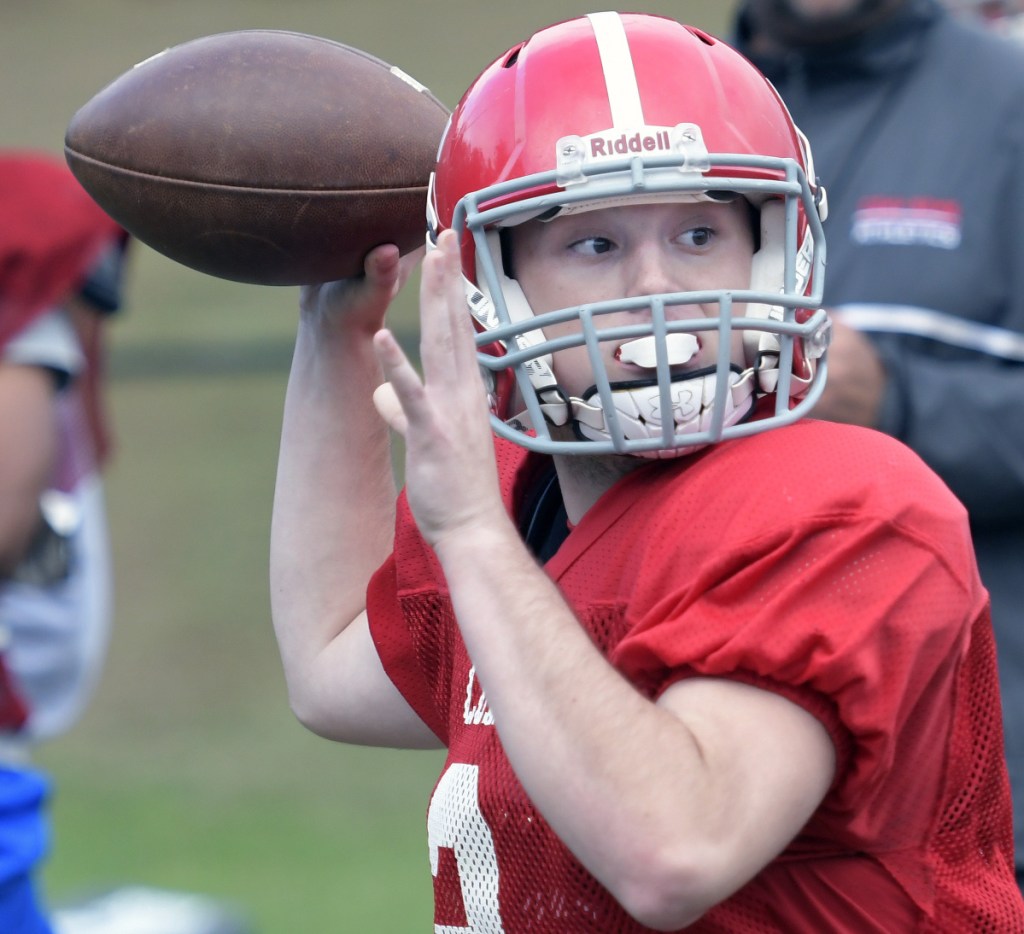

{"left": 270, "top": 13, "right": 1023, "bottom": 930}
{"left": 0, "top": 151, "right": 127, "bottom": 934}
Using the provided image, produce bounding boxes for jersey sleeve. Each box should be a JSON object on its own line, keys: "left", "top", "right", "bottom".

{"left": 366, "top": 492, "right": 451, "bottom": 745}
{"left": 611, "top": 438, "right": 989, "bottom": 854}
{"left": 365, "top": 441, "right": 540, "bottom": 749}
{"left": 2, "top": 308, "right": 83, "bottom": 385}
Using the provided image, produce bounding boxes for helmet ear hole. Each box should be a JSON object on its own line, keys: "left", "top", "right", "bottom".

{"left": 746, "top": 198, "right": 762, "bottom": 253}
{"left": 498, "top": 227, "right": 517, "bottom": 279}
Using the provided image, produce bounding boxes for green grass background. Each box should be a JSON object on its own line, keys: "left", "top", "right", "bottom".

{"left": 2, "top": 1, "right": 734, "bottom": 929}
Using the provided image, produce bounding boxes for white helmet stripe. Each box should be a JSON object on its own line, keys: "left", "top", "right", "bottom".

{"left": 586, "top": 12, "right": 645, "bottom": 127}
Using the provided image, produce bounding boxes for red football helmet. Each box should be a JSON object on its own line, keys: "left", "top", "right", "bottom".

{"left": 429, "top": 12, "right": 830, "bottom": 457}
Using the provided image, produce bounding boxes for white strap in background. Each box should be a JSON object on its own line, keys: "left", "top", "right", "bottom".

{"left": 834, "top": 303, "right": 1024, "bottom": 362}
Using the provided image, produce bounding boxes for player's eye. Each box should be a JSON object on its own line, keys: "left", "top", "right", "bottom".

{"left": 569, "top": 235, "right": 615, "bottom": 256}
{"left": 679, "top": 226, "right": 714, "bottom": 248}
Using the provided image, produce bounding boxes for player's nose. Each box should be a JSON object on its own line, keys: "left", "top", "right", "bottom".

{"left": 624, "top": 241, "right": 684, "bottom": 300}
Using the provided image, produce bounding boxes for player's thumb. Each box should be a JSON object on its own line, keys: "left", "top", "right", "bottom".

{"left": 372, "top": 382, "right": 408, "bottom": 435}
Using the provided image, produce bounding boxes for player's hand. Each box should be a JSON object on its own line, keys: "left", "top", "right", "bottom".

{"left": 299, "top": 243, "right": 424, "bottom": 337}
{"left": 372, "top": 230, "right": 506, "bottom": 549}
{"left": 811, "top": 315, "right": 886, "bottom": 428}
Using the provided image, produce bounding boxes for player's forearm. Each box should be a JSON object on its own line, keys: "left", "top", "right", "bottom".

{"left": 433, "top": 521, "right": 731, "bottom": 928}
{"left": 270, "top": 318, "right": 396, "bottom": 689}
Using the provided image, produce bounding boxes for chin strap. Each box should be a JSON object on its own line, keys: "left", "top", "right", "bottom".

{"left": 576, "top": 367, "right": 757, "bottom": 449}
{"left": 513, "top": 365, "right": 758, "bottom": 454}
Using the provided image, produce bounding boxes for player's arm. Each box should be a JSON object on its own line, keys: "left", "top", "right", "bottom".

{"left": 0, "top": 362, "right": 58, "bottom": 577}
{"left": 374, "top": 231, "right": 836, "bottom": 927}
{"left": 269, "top": 244, "right": 438, "bottom": 749}
{"left": 442, "top": 529, "right": 833, "bottom": 929}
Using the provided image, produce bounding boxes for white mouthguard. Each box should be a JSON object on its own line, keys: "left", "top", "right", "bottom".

{"left": 617, "top": 333, "right": 700, "bottom": 369}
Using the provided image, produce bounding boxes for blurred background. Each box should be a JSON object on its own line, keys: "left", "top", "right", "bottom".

{"left": 1, "top": 1, "right": 732, "bottom": 929}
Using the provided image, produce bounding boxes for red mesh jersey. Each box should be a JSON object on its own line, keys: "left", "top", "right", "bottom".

{"left": 367, "top": 419, "right": 1024, "bottom": 932}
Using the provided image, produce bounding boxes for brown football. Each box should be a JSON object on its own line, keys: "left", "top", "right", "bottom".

{"left": 64, "top": 30, "right": 449, "bottom": 286}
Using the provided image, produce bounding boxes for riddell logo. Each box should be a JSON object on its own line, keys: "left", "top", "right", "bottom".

{"left": 555, "top": 124, "right": 708, "bottom": 186}
{"left": 590, "top": 130, "right": 673, "bottom": 158}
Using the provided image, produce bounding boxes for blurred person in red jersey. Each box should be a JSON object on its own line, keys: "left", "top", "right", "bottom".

{"left": 0, "top": 150, "right": 128, "bottom": 932}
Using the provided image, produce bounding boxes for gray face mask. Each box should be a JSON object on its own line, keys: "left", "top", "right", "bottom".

{"left": 746, "top": 0, "right": 909, "bottom": 46}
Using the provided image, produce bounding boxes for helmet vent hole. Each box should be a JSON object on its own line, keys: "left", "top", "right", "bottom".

{"left": 686, "top": 27, "right": 716, "bottom": 46}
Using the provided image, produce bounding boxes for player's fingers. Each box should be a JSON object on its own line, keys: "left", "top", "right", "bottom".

{"left": 418, "top": 236, "right": 460, "bottom": 378}
{"left": 363, "top": 244, "right": 403, "bottom": 298}
{"left": 298, "top": 244, "right": 402, "bottom": 322}
{"left": 438, "top": 233, "right": 480, "bottom": 373}
{"left": 438, "top": 246, "right": 492, "bottom": 424}
{"left": 395, "top": 244, "right": 426, "bottom": 293}
{"left": 373, "top": 328, "right": 429, "bottom": 423}
{"left": 436, "top": 236, "right": 467, "bottom": 373}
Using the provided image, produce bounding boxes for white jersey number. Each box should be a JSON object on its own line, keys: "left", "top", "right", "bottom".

{"left": 427, "top": 763, "right": 506, "bottom": 934}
